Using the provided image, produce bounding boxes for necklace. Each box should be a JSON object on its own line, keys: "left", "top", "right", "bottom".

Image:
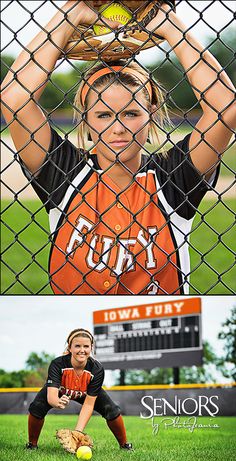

{"left": 73, "top": 368, "right": 84, "bottom": 378}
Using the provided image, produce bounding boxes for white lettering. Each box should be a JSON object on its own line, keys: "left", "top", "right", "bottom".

{"left": 104, "top": 312, "right": 109, "bottom": 322}
{"left": 113, "top": 239, "right": 136, "bottom": 275}
{"left": 208, "top": 396, "right": 220, "bottom": 416}
{"left": 145, "top": 306, "right": 153, "bottom": 317}
{"left": 155, "top": 306, "right": 163, "bottom": 315}
{"left": 117, "top": 309, "right": 132, "bottom": 320}
{"left": 110, "top": 312, "right": 116, "bottom": 321}
{"left": 165, "top": 304, "right": 173, "bottom": 314}
{"left": 137, "top": 228, "right": 157, "bottom": 269}
{"left": 147, "top": 282, "right": 159, "bottom": 295}
{"left": 87, "top": 235, "right": 113, "bottom": 271}
{"left": 163, "top": 396, "right": 178, "bottom": 415}
{"left": 175, "top": 302, "right": 184, "bottom": 312}
{"left": 66, "top": 216, "right": 93, "bottom": 256}
{"left": 154, "top": 398, "right": 164, "bottom": 416}
{"left": 140, "top": 395, "right": 220, "bottom": 418}
{"left": 199, "top": 396, "right": 219, "bottom": 417}
{"left": 131, "top": 308, "right": 140, "bottom": 319}
{"left": 140, "top": 396, "right": 154, "bottom": 419}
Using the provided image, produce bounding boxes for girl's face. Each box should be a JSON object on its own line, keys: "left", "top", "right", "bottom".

{"left": 69, "top": 336, "right": 92, "bottom": 366}
{"left": 86, "top": 83, "right": 151, "bottom": 171}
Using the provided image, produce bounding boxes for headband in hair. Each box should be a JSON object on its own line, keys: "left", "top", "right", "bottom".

{"left": 67, "top": 329, "right": 94, "bottom": 346}
{"left": 81, "top": 66, "right": 152, "bottom": 106}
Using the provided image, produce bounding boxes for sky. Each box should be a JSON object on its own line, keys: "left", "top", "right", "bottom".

{"left": 1, "top": 0, "right": 235, "bottom": 69}
{"left": 0, "top": 295, "right": 235, "bottom": 384}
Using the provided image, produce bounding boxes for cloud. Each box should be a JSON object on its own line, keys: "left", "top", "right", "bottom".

{"left": 0, "top": 335, "right": 14, "bottom": 345}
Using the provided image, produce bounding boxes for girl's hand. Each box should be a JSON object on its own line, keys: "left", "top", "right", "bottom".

{"left": 70, "top": 1, "right": 123, "bottom": 30}
{"left": 145, "top": 2, "right": 176, "bottom": 40}
{"left": 57, "top": 395, "right": 70, "bottom": 409}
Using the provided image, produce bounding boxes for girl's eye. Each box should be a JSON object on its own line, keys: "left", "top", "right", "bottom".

{"left": 125, "top": 112, "right": 138, "bottom": 117}
{"left": 97, "top": 112, "right": 138, "bottom": 119}
{"left": 97, "top": 113, "right": 110, "bottom": 119}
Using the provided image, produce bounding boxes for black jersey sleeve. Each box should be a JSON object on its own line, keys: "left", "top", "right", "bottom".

{"left": 87, "top": 362, "right": 105, "bottom": 397}
{"left": 46, "top": 358, "right": 62, "bottom": 388}
{"left": 20, "top": 127, "right": 88, "bottom": 213}
{"left": 150, "top": 133, "right": 220, "bottom": 220}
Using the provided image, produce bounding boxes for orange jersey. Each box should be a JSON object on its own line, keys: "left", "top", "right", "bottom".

{"left": 26, "top": 128, "right": 219, "bottom": 294}
{"left": 46, "top": 355, "right": 104, "bottom": 400}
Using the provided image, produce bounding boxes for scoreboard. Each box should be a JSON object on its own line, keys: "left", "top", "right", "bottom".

{"left": 93, "top": 298, "right": 202, "bottom": 369}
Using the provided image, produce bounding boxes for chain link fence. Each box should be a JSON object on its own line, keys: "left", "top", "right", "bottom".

{"left": 1, "top": 0, "right": 235, "bottom": 294}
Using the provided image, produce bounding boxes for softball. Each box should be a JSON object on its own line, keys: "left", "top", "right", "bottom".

{"left": 93, "top": 3, "right": 132, "bottom": 36}
{"left": 76, "top": 446, "right": 92, "bottom": 460}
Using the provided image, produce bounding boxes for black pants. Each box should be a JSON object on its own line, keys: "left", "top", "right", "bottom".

{"left": 29, "top": 387, "right": 120, "bottom": 421}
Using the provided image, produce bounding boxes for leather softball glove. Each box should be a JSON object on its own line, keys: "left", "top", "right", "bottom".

{"left": 56, "top": 429, "right": 93, "bottom": 454}
{"left": 60, "top": 0, "right": 176, "bottom": 61}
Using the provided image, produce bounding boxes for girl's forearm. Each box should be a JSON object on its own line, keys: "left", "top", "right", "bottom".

{"left": 1, "top": 1, "right": 82, "bottom": 99}
{"left": 160, "top": 13, "right": 235, "bottom": 115}
{"left": 47, "top": 395, "right": 60, "bottom": 408}
{"left": 74, "top": 403, "right": 94, "bottom": 432}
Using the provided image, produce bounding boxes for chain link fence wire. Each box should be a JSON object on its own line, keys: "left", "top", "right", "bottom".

{"left": 1, "top": 0, "right": 236, "bottom": 294}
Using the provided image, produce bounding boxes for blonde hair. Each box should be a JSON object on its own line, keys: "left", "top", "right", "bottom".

{"left": 73, "top": 60, "right": 171, "bottom": 156}
{"left": 64, "top": 328, "right": 94, "bottom": 355}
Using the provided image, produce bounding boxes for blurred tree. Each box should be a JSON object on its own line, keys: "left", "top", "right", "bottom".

{"left": 23, "top": 371, "right": 45, "bottom": 387}
{"left": 179, "top": 341, "right": 222, "bottom": 384}
{"left": 26, "top": 351, "right": 55, "bottom": 382}
{"left": 218, "top": 306, "right": 236, "bottom": 381}
{"left": 149, "top": 27, "right": 235, "bottom": 111}
{"left": 25, "top": 351, "right": 54, "bottom": 370}
{"left": 0, "top": 351, "right": 55, "bottom": 388}
{"left": 1, "top": 27, "right": 235, "bottom": 116}
{"left": 0, "top": 55, "right": 14, "bottom": 83}
{"left": 116, "top": 341, "right": 226, "bottom": 385}
{"left": 0, "top": 369, "right": 29, "bottom": 388}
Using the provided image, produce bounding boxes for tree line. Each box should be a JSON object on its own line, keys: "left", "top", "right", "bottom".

{"left": 0, "top": 307, "right": 235, "bottom": 387}
{"left": 1, "top": 29, "right": 235, "bottom": 117}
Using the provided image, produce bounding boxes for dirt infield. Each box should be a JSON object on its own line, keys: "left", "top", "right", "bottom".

{"left": 1, "top": 136, "right": 235, "bottom": 201}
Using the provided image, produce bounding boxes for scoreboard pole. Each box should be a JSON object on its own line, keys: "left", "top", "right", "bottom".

{"left": 119, "top": 370, "right": 126, "bottom": 385}
{"left": 173, "top": 367, "right": 180, "bottom": 384}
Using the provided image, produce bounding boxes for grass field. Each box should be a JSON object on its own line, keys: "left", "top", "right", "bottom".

{"left": 0, "top": 415, "right": 236, "bottom": 461}
{"left": 1, "top": 197, "right": 235, "bottom": 294}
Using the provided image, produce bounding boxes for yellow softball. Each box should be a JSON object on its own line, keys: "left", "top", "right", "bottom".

{"left": 93, "top": 3, "right": 132, "bottom": 36}
{"left": 76, "top": 446, "right": 92, "bottom": 460}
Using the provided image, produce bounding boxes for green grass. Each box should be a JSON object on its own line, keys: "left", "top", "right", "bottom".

{"left": 0, "top": 415, "right": 235, "bottom": 461}
{"left": 189, "top": 199, "right": 236, "bottom": 294}
{"left": 1, "top": 198, "right": 235, "bottom": 294}
{"left": 1, "top": 200, "right": 52, "bottom": 294}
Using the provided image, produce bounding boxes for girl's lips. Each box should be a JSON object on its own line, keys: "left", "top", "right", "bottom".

{"left": 110, "top": 141, "right": 129, "bottom": 147}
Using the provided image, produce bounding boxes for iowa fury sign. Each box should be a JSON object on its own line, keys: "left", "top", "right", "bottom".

{"left": 93, "top": 298, "right": 203, "bottom": 370}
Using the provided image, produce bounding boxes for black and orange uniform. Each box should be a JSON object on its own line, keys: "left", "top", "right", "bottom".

{"left": 29, "top": 354, "right": 119, "bottom": 420}
{"left": 22, "top": 127, "right": 219, "bottom": 295}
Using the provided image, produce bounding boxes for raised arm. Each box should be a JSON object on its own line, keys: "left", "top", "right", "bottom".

{"left": 1, "top": 1, "right": 121, "bottom": 174}
{"left": 147, "top": 4, "right": 236, "bottom": 177}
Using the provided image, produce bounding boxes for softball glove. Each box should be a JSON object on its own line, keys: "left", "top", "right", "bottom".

{"left": 56, "top": 429, "right": 93, "bottom": 454}
{"left": 60, "top": 0, "right": 176, "bottom": 61}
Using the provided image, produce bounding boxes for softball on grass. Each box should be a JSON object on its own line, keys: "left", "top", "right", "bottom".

{"left": 93, "top": 3, "right": 132, "bottom": 36}
{"left": 76, "top": 446, "right": 92, "bottom": 460}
